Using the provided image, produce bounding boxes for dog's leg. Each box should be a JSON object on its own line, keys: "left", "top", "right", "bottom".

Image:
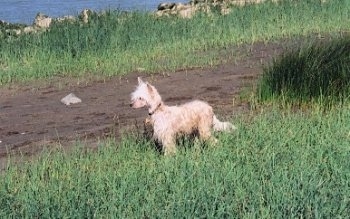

{"left": 200, "top": 133, "right": 218, "bottom": 146}
{"left": 198, "top": 122, "right": 218, "bottom": 146}
{"left": 162, "top": 136, "right": 177, "bottom": 156}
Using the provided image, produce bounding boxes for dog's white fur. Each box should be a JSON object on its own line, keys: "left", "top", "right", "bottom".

{"left": 130, "top": 77, "right": 236, "bottom": 155}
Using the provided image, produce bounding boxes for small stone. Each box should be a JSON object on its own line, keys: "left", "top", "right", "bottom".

{"left": 23, "top": 26, "right": 36, "bottom": 34}
{"left": 61, "top": 93, "right": 82, "bottom": 106}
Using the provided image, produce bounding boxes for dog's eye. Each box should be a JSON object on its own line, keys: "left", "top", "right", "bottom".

{"left": 138, "top": 97, "right": 143, "bottom": 100}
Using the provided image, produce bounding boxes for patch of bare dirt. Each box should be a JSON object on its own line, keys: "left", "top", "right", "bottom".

{"left": 0, "top": 40, "right": 287, "bottom": 169}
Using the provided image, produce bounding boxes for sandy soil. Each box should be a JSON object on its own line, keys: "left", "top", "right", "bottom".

{"left": 0, "top": 41, "right": 286, "bottom": 168}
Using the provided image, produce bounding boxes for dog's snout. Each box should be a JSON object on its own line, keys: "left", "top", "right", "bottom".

{"left": 129, "top": 103, "right": 133, "bottom": 107}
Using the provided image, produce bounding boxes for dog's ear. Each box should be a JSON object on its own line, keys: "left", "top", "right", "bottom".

{"left": 147, "top": 83, "right": 153, "bottom": 94}
{"left": 138, "top": 77, "right": 144, "bottom": 85}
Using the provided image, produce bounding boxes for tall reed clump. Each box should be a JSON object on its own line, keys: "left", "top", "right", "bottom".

{"left": 258, "top": 37, "right": 350, "bottom": 105}
{"left": 1, "top": 107, "right": 350, "bottom": 218}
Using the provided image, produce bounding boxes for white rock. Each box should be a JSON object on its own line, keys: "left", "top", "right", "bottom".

{"left": 61, "top": 93, "right": 82, "bottom": 106}
{"left": 34, "top": 13, "right": 52, "bottom": 28}
{"left": 23, "top": 26, "right": 36, "bottom": 34}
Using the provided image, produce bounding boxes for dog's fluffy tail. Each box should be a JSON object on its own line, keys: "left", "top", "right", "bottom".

{"left": 213, "top": 115, "right": 237, "bottom": 132}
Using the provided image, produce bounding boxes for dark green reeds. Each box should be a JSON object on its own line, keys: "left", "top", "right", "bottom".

{"left": 258, "top": 37, "right": 350, "bottom": 104}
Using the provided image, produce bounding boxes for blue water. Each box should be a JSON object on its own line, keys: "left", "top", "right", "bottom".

{"left": 0, "top": 0, "right": 187, "bottom": 24}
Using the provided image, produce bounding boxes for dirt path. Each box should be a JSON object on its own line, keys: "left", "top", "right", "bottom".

{"left": 0, "top": 41, "right": 285, "bottom": 166}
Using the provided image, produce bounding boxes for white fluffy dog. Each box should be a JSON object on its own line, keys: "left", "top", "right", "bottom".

{"left": 130, "top": 77, "right": 236, "bottom": 155}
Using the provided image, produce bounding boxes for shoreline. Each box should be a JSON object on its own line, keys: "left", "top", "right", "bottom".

{"left": 1, "top": 0, "right": 281, "bottom": 31}
{"left": 0, "top": 0, "right": 189, "bottom": 25}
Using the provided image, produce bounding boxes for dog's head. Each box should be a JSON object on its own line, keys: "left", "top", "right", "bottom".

{"left": 130, "top": 77, "right": 162, "bottom": 113}
{"left": 130, "top": 77, "right": 149, "bottom": 109}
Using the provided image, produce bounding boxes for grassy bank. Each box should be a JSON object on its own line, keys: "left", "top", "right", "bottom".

{"left": 1, "top": 107, "right": 350, "bottom": 217}
{"left": 1, "top": 0, "right": 349, "bottom": 84}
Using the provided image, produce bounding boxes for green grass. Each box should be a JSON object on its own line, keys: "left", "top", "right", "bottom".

{"left": 258, "top": 37, "right": 350, "bottom": 105}
{"left": 1, "top": 107, "right": 350, "bottom": 218}
{"left": 0, "top": 0, "right": 350, "bottom": 84}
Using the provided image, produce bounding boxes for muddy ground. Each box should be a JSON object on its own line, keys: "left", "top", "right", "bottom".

{"left": 0, "top": 40, "right": 290, "bottom": 168}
